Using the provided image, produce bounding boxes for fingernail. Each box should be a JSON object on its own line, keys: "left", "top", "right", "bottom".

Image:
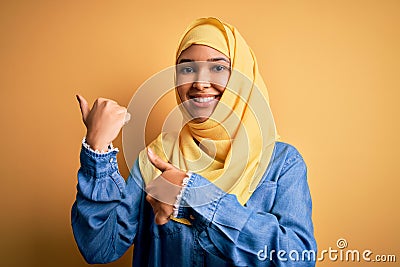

{"left": 148, "top": 148, "right": 154, "bottom": 155}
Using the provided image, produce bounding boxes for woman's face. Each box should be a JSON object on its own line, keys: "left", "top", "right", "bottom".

{"left": 176, "top": 44, "right": 231, "bottom": 123}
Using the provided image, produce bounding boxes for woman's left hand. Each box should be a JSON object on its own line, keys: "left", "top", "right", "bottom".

{"left": 146, "top": 148, "right": 187, "bottom": 225}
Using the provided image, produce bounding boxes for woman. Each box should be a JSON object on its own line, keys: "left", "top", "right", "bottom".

{"left": 72, "top": 17, "right": 317, "bottom": 266}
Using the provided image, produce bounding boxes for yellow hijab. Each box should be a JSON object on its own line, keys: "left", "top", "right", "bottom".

{"left": 138, "top": 17, "right": 277, "bottom": 218}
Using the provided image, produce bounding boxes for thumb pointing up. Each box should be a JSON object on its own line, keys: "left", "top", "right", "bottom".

{"left": 76, "top": 94, "right": 90, "bottom": 124}
{"left": 75, "top": 94, "right": 129, "bottom": 151}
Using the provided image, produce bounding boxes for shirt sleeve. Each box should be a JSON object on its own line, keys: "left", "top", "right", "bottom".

{"left": 71, "top": 143, "right": 145, "bottom": 264}
{"left": 175, "top": 152, "right": 317, "bottom": 266}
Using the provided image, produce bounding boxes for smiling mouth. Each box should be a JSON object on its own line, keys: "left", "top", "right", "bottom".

{"left": 189, "top": 95, "right": 221, "bottom": 103}
{"left": 192, "top": 96, "right": 215, "bottom": 103}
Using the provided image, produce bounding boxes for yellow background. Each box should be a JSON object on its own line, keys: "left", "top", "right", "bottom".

{"left": 0, "top": 0, "right": 399, "bottom": 266}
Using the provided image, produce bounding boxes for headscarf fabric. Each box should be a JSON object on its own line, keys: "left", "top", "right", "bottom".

{"left": 138, "top": 17, "right": 278, "bottom": 221}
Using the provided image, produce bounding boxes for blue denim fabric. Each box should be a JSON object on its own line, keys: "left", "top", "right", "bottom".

{"left": 71, "top": 142, "right": 317, "bottom": 266}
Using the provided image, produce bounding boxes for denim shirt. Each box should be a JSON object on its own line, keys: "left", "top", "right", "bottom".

{"left": 71, "top": 141, "right": 317, "bottom": 267}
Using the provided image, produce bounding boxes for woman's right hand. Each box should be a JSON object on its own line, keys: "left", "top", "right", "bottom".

{"left": 76, "top": 95, "right": 130, "bottom": 151}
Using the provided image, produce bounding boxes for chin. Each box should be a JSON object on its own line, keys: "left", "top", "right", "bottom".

{"left": 192, "top": 116, "right": 209, "bottom": 123}
{"left": 189, "top": 111, "right": 212, "bottom": 122}
{"left": 183, "top": 103, "right": 216, "bottom": 123}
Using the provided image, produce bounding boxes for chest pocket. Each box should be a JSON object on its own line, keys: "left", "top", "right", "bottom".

{"left": 150, "top": 220, "right": 183, "bottom": 239}
{"left": 245, "top": 180, "right": 277, "bottom": 213}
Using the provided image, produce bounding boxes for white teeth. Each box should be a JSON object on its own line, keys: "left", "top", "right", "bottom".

{"left": 193, "top": 96, "right": 215, "bottom": 103}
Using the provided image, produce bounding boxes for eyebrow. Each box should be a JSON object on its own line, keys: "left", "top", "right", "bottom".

{"left": 177, "top": 57, "right": 231, "bottom": 64}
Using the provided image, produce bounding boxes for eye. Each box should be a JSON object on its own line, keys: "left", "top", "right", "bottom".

{"left": 211, "top": 64, "right": 229, "bottom": 72}
{"left": 177, "top": 64, "right": 197, "bottom": 74}
{"left": 181, "top": 67, "right": 194, "bottom": 74}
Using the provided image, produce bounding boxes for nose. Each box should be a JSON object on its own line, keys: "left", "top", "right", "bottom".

{"left": 193, "top": 68, "right": 211, "bottom": 90}
{"left": 193, "top": 81, "right": 211, "bottom": 90}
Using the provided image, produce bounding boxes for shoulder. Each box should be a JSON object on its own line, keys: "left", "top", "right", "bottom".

{"left": 268, "top": 141, "right": 307, "bottom": 177}
{"left": 273, "top": 141, "right": 304, "bottom": 162}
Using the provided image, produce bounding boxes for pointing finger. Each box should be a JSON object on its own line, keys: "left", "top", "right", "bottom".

{"left": 147, "top": 148, "right": 172, "bottom": 172}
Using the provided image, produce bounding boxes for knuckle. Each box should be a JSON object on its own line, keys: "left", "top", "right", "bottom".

{"left": 96, "top": 98, "right": 117, "bottom": 107}
{"left": 146, "top": 194, "right": 156, "bottom": 204}
{"left": 104, "top": 100, "right": 113, "bottom": 107}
